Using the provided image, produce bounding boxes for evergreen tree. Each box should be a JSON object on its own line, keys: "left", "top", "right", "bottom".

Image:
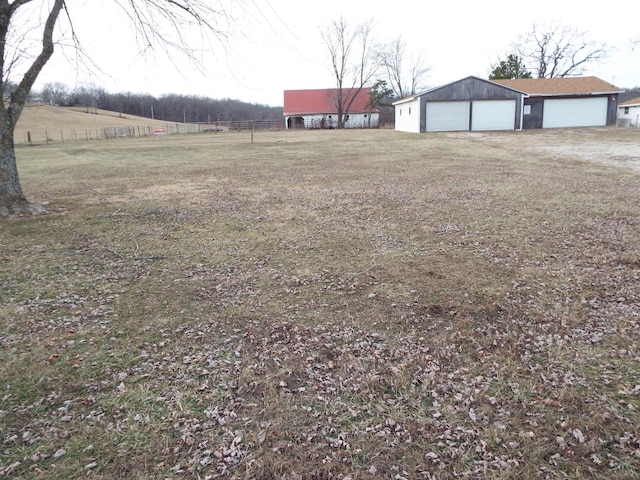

{"left": 489, "top": 54, "right": 532, "bottom": 80}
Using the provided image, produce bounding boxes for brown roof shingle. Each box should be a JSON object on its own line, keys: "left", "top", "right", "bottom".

{"left": 492, "top": 76, "right": 623, "bottom": 96}
{"left": 620, "top": 96, "right": 640, "bottom": 106}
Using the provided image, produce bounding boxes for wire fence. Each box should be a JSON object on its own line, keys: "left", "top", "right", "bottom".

{"left": 17, "top": 119, "right": 286, "bottom": 145}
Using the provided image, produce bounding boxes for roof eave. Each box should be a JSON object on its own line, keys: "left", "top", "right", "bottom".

{"left": 527, "top": 90, "right": 624, "bottom": 97}
{"left": 392, "top": 95, "right": 419, "bottom": 106}
{"left": 283, "top": 110, "right": 379, "bottom": 116}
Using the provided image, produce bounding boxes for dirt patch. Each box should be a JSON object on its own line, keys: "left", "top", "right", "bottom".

{"left": 536, "top": 142, "right": 640, "bottom": 170}
{"left": 447, "top": 128, "right": 640, "bottom": 171}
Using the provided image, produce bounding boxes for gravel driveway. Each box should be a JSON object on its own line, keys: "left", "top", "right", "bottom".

{"left": 451, "top": 127, "right": 640, "bottom": 171}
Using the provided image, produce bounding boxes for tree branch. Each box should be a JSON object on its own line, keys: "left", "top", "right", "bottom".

{"left": 8, "top": 0, "right": 64, "bottom": 126}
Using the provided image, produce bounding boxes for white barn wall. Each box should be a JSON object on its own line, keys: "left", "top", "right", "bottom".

{"left": 344, "top": 113, "right": 378, "bottom": 128}
{"left": 285, "top": 113, "right": 378, "bottom": 129}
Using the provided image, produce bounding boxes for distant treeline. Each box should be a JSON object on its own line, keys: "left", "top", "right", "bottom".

{"left": 28, "top": 82, "right": 283, "bottom": 123}
{"left": 619, "top": 87, "right": 640, "bottom": 103}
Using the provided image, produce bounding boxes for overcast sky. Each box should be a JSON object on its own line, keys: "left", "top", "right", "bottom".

{"left": 34, "top": 0, "right": 640, "bottom": 106}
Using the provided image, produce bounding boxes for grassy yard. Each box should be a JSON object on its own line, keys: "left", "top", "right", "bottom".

{"left": 1, "top": 128, "right": 640, "bottom": 479}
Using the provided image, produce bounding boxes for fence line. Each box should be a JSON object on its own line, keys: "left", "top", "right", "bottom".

{"left": 17, "top": 119, "right": 286, "bottom": 146}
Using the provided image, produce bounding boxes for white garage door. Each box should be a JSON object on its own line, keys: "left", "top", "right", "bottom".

{"left": 426, "top": 101, "right": 470, "bottom": 132}
{"left": 543, "top": 97, "right": 607, "bottom": 128}
{"left": 471, "top": 100, "right": 516, "bottom": 131}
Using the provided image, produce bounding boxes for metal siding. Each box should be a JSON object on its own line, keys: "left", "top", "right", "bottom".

{"left": 426, "top": 102, "right": 470, "bottom": 132}
{"left": 471, "top": 100, "right": 516, "bottom": 131}
{"left": 542, "top": 97, "right": 608, "bottom": 128}
{"left": 283, "top": 88, "right": 373, "bottom": 115}
{"left": 523, "top": 98, "right": 544, "bottom": 129}
{"left": 606, "top": 96, "right": 618, "bottom": 126}
{"left": 344, "top": 113, "right": 378, "bottom": 128}
{"left": 395, "top": 77, "right": 524, "bottom": 132}
{"left": 421, "top": 77, "right": 523, "bottom": 131}
{"left": 422, "top": 77, "right": 523, "bottom": 102}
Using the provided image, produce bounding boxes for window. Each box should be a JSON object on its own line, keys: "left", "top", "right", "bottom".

{"left": 399, "top": 108, "right": 402, "bottom": 116}
{"left": 624, "top": 107, "right": 630, "bottom": 114}
{"left": 409, "top": 107, "right": 412, "bottom": 115}
{"left": 524, "top": 105, "right": 531, "bottom": 115}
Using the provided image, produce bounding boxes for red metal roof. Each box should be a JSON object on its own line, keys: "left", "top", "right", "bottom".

{"left": 283, "top": 88, "right": 374, "bottom": 115}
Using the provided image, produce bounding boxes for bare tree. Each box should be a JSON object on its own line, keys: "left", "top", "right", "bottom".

{"left": 0, "top": 0, "right": 247, "bottom": 217}
{"left": 514, "top": 23, "right": 609, "bottom": 78}
{"left": 40, "top": 81, "right": 70, "bottom": 105}
{"left": 377, "top": 36, "right": 429, "bottom": 98}
{"left": 320, "top": 16, "right": 378, "bottom": 128}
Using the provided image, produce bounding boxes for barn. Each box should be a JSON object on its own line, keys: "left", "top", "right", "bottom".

{"left": 393, "top": 76, "right": 526, "bottom": 133}
{"left": 617, "top": 96, "right": 640, "bottom": 128}
{"left": 283, "top": 88, "right": 378, "bottom": 129}
{"left": 493, "top": 76, "right": 622, "bottom": 129}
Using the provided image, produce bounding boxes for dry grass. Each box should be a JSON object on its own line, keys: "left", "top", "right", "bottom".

{"left": 2, "top": 126, "right": 640, "bottom": 479}
{"left": 14, "top": 104, "right": 176, "bottom": 145}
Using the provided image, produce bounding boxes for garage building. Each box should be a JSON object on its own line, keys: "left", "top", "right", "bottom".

{"left": 393, "top": 76, "right": 525, "bottom": 133}
{"left": 492, "top": 76, "right": 622, "bottom": 129}
{"left": 394, "top": 76, "right": 623, "bottom": 133}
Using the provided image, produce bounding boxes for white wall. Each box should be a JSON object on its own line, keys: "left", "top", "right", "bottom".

{"left": 618, "top": 104, "right": 640, "bottom": 127}
{"left": 286, "top": 113, "right": 378, "bottom": 129}
{"left": 344, "top": 113, "right": 378, "bottom": 128}
{"left": 394, "top": 98, "right": 421, "bottom": 133}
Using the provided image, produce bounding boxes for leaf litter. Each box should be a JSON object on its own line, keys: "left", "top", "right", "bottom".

{"left": 1, "top": 128, "right": 640, "bottom": 478}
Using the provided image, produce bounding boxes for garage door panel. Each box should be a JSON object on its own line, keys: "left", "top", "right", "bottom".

{"left": 543, "top": 97, "right": 607, "bottom": 128}
{"left": 471, "top": 100, "right": 516, "bottom": 131}
{"left": 426, "top": 102, "right": 470, "bottom": 132}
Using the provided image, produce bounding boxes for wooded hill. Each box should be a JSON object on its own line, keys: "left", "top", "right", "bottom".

{"left": 32, "top": 84, "right": 284, "bottom": 123}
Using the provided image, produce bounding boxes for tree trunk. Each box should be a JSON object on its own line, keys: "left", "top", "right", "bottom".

{"left": 0, "top": 128, "right": 46, "bottom": 216}
{"left": 0, "top": 0, "right": 64, "bottom": 217}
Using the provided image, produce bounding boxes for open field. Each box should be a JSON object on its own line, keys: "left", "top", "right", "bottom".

{"left": 2, "top": 127, "right": 640, "bottom": 479}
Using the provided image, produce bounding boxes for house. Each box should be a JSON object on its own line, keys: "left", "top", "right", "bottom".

{"left": 617, "top": 96, "right": 640, "bottom": 128}
{"left": 493, "top": 76, "right": 622, "bottom": 129}
{"left": 393, "top": 76, "right": 526, "bottom": 133}
{"left": 283, "top": 88, "right": 378, "bottom": 129}
{"left": 393, "top": 75, "right": 623, "bottom": 133}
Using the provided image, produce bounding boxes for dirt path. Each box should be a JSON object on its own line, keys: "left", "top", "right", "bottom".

{"left": 451, "top": 128, "right": 640, "bottom": 172}
{"left": 536, "top": 142, "right": 640, "bottom": 171}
